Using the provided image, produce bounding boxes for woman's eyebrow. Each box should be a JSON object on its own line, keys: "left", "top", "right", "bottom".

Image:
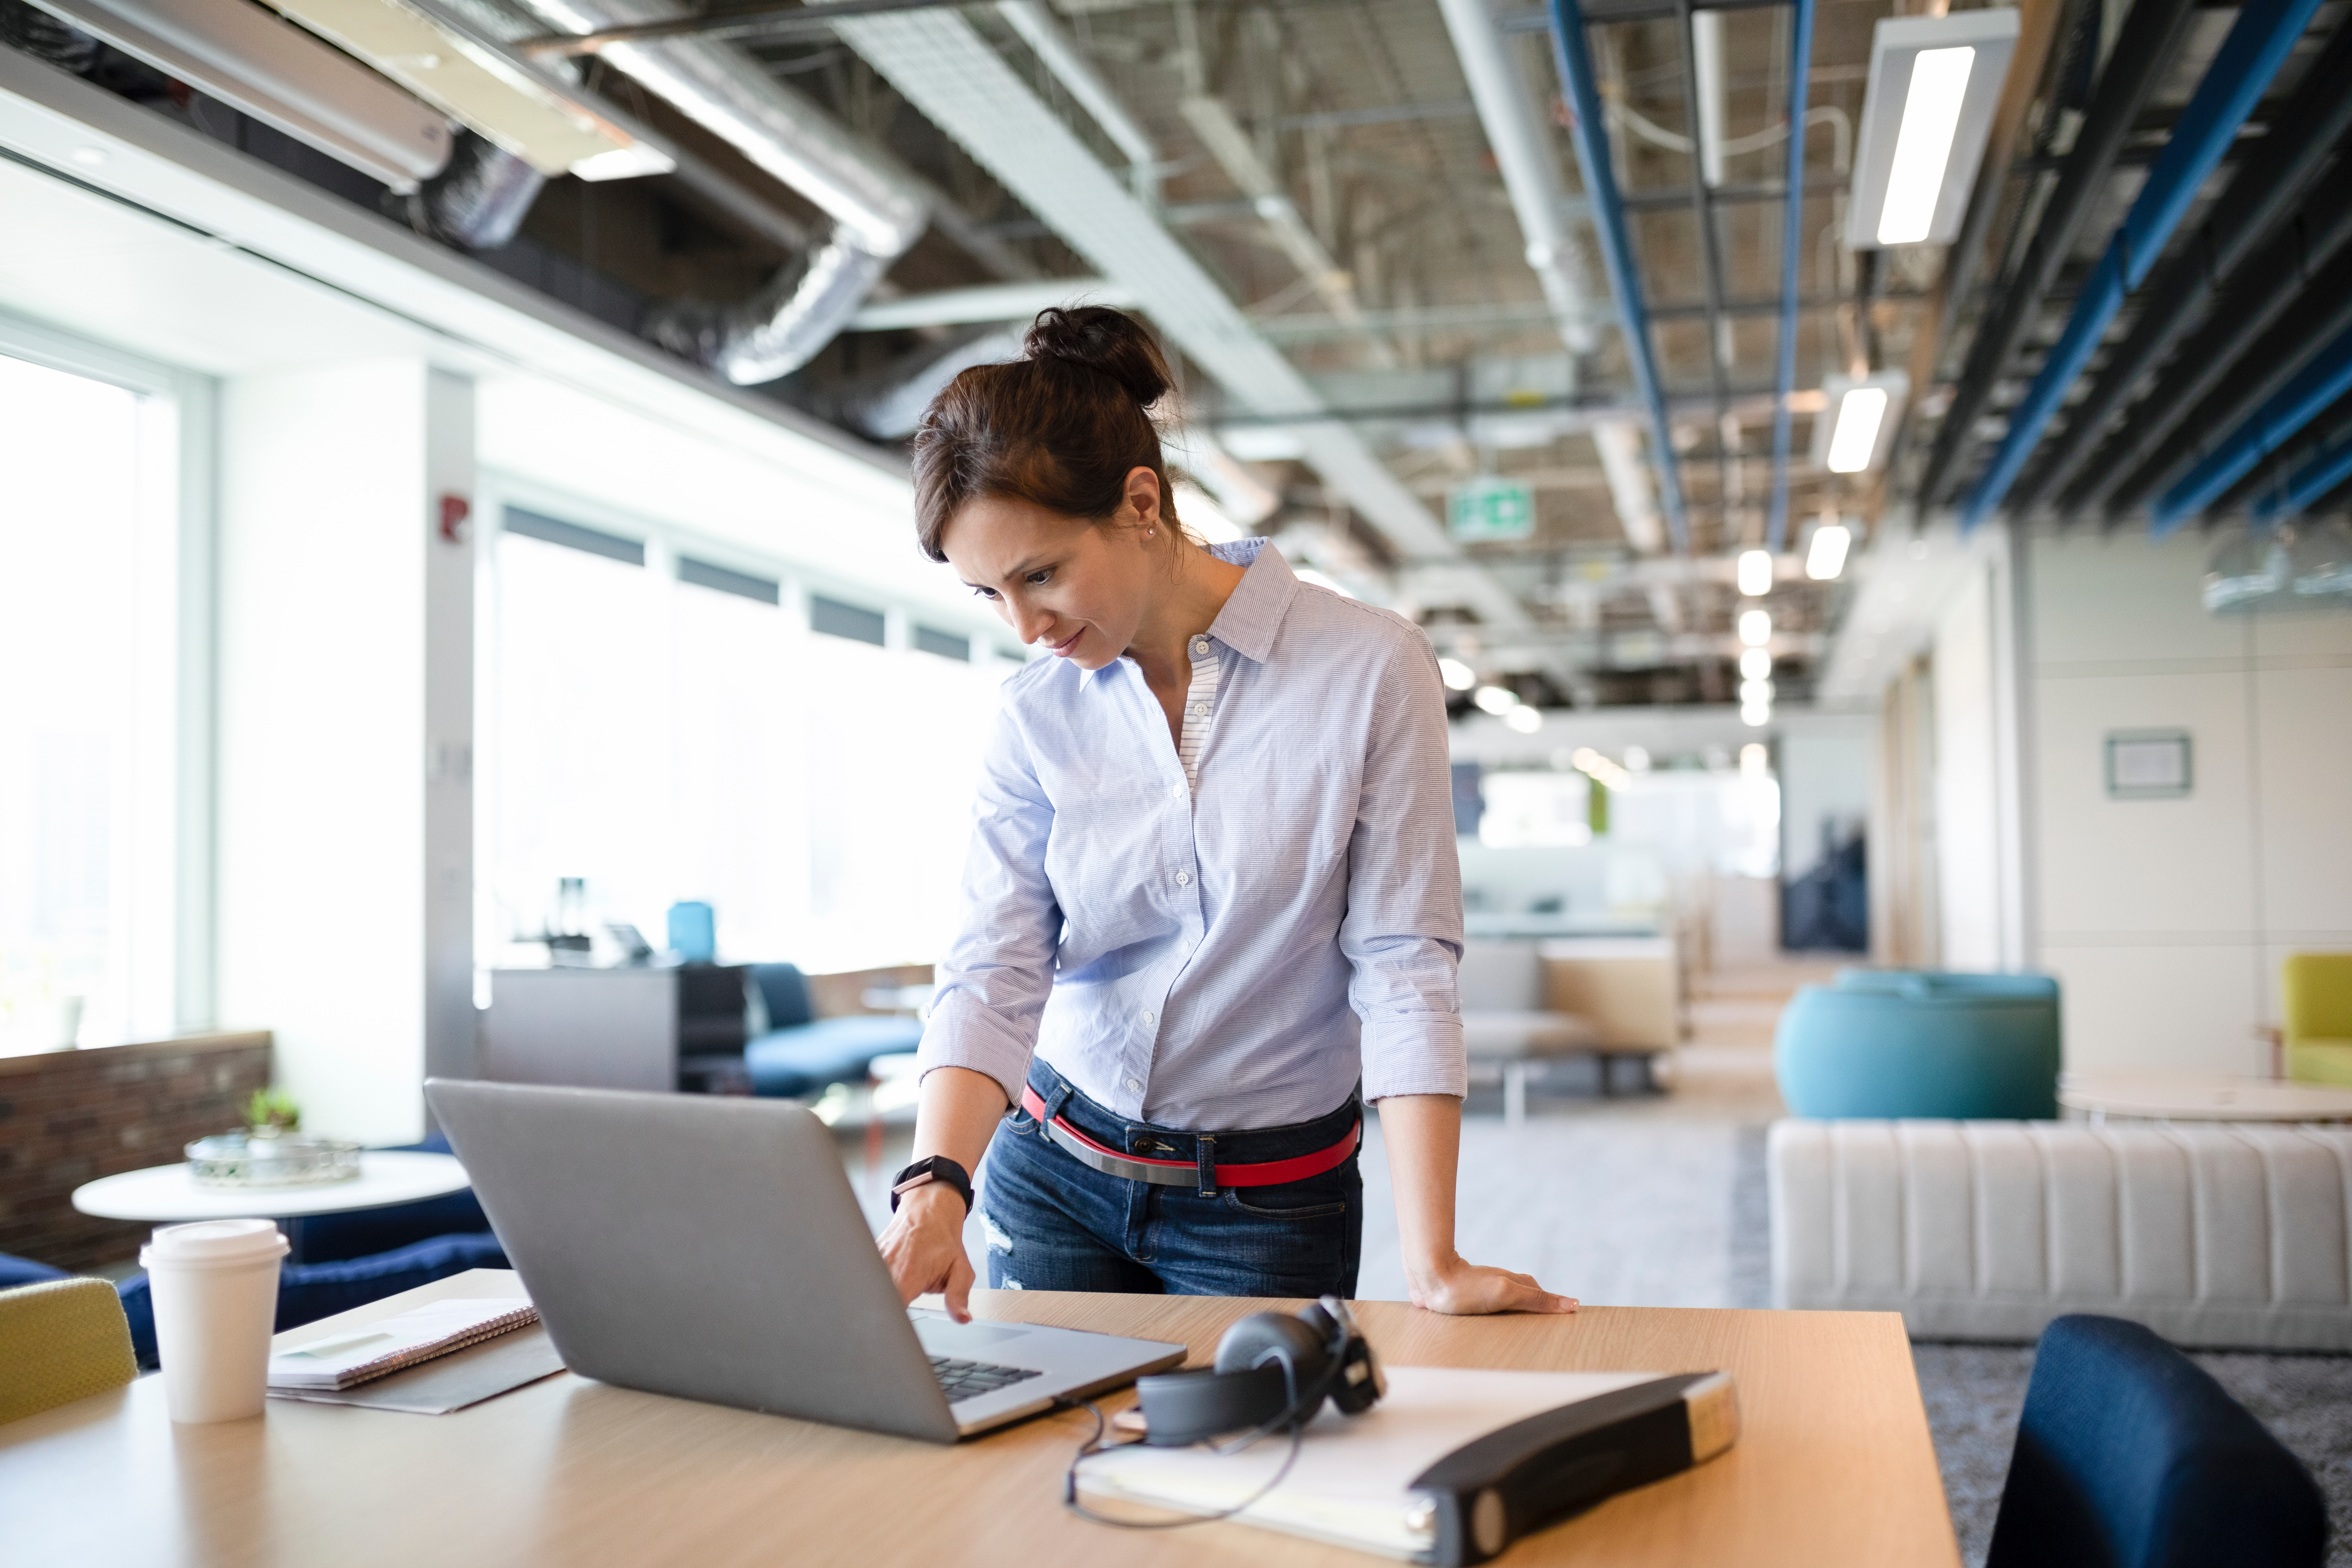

{"left": 962, "top": 555, "right": 1054, "bottom": 589}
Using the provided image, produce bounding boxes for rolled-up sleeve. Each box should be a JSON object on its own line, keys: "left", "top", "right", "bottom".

{"left": 1338, "top": 635, "right": 1468, "bottom": 1102}
{"left": 915, "top": 702, "right": 1061, "bottom": 1108}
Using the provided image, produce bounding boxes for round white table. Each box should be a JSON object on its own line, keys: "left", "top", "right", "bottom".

{"left": 2059, "top": 1071, "right": 2352, "bottom": 1125}
{"left": 71, "top": 1151, "right": 471, "bottom": 1222}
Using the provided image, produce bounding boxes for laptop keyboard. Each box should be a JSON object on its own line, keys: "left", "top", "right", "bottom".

{"left": 929, "top": 1355, "right": 1043, "bottom": 1405}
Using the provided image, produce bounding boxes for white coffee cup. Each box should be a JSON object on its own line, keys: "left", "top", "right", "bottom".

{"left": 140, "top": 1218, "right": 289, "bottom": 1423}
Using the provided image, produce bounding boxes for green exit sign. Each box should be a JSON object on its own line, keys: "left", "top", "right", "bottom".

{"left": 1447, "top": 477, "right": 1536, "bottom": 542}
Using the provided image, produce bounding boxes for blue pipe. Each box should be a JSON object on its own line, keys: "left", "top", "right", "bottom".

{"left": 1544, "top": 0, "right": 1689, "bottom": 555}
{"left": 2151, "top": 322, "right": 2352, "bottom": 533}
{"left": 1766, "top": 0, "right": 1815, "bottom": 554}
{"left": 2251, "top": 421, "right": 2352, "bottom": 522}
{"left": 1958, "top": 0, "right": 2323, "bottom": 534}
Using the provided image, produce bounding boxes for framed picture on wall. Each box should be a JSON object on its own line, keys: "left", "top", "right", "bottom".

{"left": 2105, "top": 730, "right": 2192, "bottom": 799}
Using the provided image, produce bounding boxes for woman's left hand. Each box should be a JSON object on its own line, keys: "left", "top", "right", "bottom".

{"left": 1406, "top": 1251, "right": 1578, "bottom": 1316}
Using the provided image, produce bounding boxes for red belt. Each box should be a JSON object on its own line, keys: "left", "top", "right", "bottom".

{"left": 1018, "top": 1085, "right": 1359, "bottom": 1192}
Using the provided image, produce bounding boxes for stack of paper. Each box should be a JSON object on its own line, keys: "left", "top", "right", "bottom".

{"left": 1078, "top": 1366, "right": 1665, "bottom": 1559}
{"left": 268, "top": 1298, "right": 538, "bottom": 1391}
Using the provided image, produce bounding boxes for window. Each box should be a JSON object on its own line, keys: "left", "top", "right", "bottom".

{"left": 478, "top": 499, "right": 1010, "bottom": 979}
{"left": 0, "top": 348, "right": 189, "bottom": 1052}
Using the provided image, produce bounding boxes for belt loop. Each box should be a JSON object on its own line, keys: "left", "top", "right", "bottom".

{"left": 1194, "top": 1133, "right": 1217, "bottom": 1198}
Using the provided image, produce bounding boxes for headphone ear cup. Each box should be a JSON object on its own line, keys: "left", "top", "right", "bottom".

{"left": 1212, "top": 1311, "right": 1330, "bottom": 1381}
{"left": 1326, "top": 1338, "right": 1384, "bottom": 1414}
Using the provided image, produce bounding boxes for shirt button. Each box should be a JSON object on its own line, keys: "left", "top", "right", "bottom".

{"left": 1141, "top": 1010, "right": 1156, "bottom": 1026}
{"left": 1175, "top": 870, "right": 1191, "bottom": 886}
{"left": 1190, "top": 702, "right": 1210, "bottom": 717}
{"left": 1126, "top": 1076, "right": 1144, "bottom": 1093}
{"left": 1190, "top": 638, "right": 1209, "bottom": 657}
{"left": 1171, "top": 784, "right": 1185, "bottom": 800}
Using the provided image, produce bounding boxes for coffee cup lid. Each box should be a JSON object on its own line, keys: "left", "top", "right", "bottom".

{"left": 142, "top": 1218, "right": 288, "bottom": 1267}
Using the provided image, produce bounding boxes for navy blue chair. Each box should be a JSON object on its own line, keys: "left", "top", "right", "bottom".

{"left": 743, "top": 962, "right": 922, "bottom": 1099}
{"left": 282, "top": 1133, "right": 494, "bottom": 1263}
{"left": 1987, "top": 1315, "right": 2327, "bottom": 1568}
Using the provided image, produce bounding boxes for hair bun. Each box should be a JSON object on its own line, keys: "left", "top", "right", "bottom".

{"left": 1024, "top": 306, "right": 1172, "bottom": 411}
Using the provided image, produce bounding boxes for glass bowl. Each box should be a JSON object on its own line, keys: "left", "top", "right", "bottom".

{"left": 185, "top": 1131, "right": 362, "bottom": 1188}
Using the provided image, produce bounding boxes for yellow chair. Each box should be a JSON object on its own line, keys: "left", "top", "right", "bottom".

{"left": 2283, "top": 953, "right": 2352, "bottom": 1087}
{"left": 0, "top": 1278, "right": 138, "bottom": 1424}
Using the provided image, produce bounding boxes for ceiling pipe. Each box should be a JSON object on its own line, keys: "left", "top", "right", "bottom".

{"left": 2150, "top": 321, "right": 2352, "bottom": 533}
{"left": 1434, "top": 0, "right": 1598, "bottom": 356}
{"left": 2105, "top": 232, "right": 2352, "bottom": 518}
{"left": 1764, "top": 0, "right": 1814, "bottom": 554}
{"left": 1914, "top": 0, "right": 2198, "bottom": 509}
{"left": 2249, "top": 404, "right": 2352, "bottom": 523}
{"left": 2009, "top": 15, "right": 2352, "bottom": 518}
{"left": 821, "top": 0, "right": 1539, "bottom": 633}
{"left": 510, "top": 0, "right": 927, "bottom": 383}
{"left": 1958, "top": 0, "right": 2326, "bottom": 534}
{"left": 2067, "top": 152, "right": 2352, "bottom": 515}
{"left": 1542, "top": 0, "right": 1692, "bottom": 554}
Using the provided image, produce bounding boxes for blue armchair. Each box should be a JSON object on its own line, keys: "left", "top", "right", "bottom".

{"left": 1987, "top": 1315, "right": 2325, "bottom": 1568}
{"left": 743, "top": 962, "right": 923, "bottom": 1100}
{"left": 1774, "top": 968, "right": 2061, "bottom": 1120}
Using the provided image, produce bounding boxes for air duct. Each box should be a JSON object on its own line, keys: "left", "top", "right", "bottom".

{"left": 511, "top": 0, "right": 928, "bottom": 382}
{"left": 388, "top": 128, "right": 545, "bottom": 249}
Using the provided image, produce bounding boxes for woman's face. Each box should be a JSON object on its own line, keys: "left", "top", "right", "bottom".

{"left": 940, "top": 469, "right": 1163, "bottom": 670}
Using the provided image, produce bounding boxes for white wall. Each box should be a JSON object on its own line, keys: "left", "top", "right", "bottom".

{"left": 2025, "top": 529, "right": 2352, "bottom": 1072}
{"left": 1933, "top": 562, "right": 2007, "bottom": 969}
{"left": 216, "top": 361, "right": 471, "bottom": 1143}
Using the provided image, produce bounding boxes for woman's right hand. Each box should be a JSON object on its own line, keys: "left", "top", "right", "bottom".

{"left": 878, "top": 1182, "right": 976, "bottom": 1322}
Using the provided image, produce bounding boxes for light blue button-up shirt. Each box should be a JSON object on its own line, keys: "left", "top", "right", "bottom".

{"left": 916, "top": 539, "right": 1467, "bottom": 1130}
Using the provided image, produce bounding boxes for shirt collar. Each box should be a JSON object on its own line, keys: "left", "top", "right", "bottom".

{"left": 1079, "top": 538, "right": 1297, "bottom": 685}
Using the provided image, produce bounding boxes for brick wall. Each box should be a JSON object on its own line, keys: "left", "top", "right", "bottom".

{"left": 0, "top": 1032, "right": 272, "bottom": 1271}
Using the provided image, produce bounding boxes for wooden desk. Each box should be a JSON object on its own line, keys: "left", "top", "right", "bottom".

{"left": 0, "top": 1272, "right": 1958, "bottom": 1567}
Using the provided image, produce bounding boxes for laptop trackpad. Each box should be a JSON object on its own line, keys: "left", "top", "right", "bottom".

{"left": 910, "top": 1315, "right": 1033, "bottom": 1356}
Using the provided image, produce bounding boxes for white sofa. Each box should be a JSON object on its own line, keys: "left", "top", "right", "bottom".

{"left": 1768, "top": 1119, "right": 2352, "bottom": 1351}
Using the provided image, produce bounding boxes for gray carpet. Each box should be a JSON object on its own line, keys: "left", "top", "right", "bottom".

{"left": 1913, "top": 1341, "right": 2352, "bottom": 1567}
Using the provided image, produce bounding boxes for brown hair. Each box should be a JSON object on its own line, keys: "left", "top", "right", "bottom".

{"left": 911, "top": 307, "right": 1182, "bottom": 563}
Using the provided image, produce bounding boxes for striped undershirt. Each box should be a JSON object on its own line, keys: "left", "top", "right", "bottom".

{"left": 1176, "top": 633, "right": 1222, "bottom": 791}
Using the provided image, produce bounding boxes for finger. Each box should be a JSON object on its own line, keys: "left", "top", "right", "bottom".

{"left": 1495, "top": 1275, "right": 1576, "bottom": 1315}
{"left": 945, "top": 1251, "right": 976, "bottom": 1323}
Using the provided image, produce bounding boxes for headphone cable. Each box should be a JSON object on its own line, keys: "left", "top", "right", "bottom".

{"left": 1056, "top": 1358, "right": 1310, "bottom": 1531}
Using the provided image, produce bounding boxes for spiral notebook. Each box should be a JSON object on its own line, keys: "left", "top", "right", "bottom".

{"left": 267, "top": 1297, "right": 539, "bottom": 1391}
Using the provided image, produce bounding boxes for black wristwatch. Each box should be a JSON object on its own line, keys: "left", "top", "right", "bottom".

{"left": 890, "top": 1155, "right": 974, "bottom": 1215}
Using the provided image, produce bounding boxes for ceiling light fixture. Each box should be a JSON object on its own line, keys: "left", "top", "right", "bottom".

{"left": 1738, "top": 609, "right": 1773, "bottom": 647}
{"left": 1846, "top": 10, "right": 2018, "bottom": 250}
{"left": 1742, "top": 701, "right": 1771, "bottom": 728}
{"left": 1503, "top": 706, "right": 1544, "bottom": 734}
{"left": 1736, "top": 548, "right": 1773, "bottom": 598}
{"left": 1740, "top": 742, "right": 1770, "bottom": 775}
{"left": 1437, "top": 657, "right": 1479, "bottom": 692}
{"left": 1570, "top": 748, "right": 1634, "bottom": 790}
{"left": 1806, "top": 521, "right": 1852, "bottom": 580}
{"left": 1740, "top": 678, "right": 1774, "bottom": 706}
{"left": 1739, "top": 646, "right": 1772, "bottom": 681}
{"left": 1812, "top": 372, "right": 1908, "bottom": 476}
{"left": 1472, "top": 685, "right": 1520, "bottom": 716}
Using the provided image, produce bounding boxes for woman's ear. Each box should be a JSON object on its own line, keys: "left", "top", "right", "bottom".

{"left": 1123, "top": 466, "right": 1163, "bottom": 537}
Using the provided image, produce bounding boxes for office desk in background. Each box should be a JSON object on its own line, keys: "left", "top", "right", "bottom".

{"left": 0, "top": 1271, "right": 1960, "bottom": 1568}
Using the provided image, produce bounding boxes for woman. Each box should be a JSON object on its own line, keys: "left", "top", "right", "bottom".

{"left": 877, "top": 307, "right": 1574, "bottom": 1321}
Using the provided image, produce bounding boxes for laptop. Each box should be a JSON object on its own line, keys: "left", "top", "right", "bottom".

{"left": 425, "top": 1078, "right": 1186, "bottom": 1442}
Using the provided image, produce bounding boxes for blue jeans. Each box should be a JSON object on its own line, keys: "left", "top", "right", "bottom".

{"left": 981, "top": 1059, "right": 1363, "bottom": 1298}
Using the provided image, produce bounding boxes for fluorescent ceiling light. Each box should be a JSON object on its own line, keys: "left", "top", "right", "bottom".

{"left": 1736, "top": 548, "right": 1773, "bottom": 598}
{"left": 1437, "top": 657, "right": 1478, "bottom": 691}
{"left": 1623, "top": 744, "right": 1650, "bottom": 772}
{"left": 1740, "top": 742, "right": 1769, "bottom": 775}
{"left": 1503, "top": 706, "right": 1543, "bottom": 734}
{"left": 1806, "top": 522, "right": 1852, "bottom": 580}
{"left": 1826, "top": 388, "right": 1889, "bottom": 473}
{"left": 1813, "top": 372, "right": 1908, "bottom": 475}
{"left": 276, "top": 0, "right": 673, "bottom": 179}
{"left": 1846, "top": 10, "right": 2018, "bottom": 250}
{"left": 1739, "top": 646, "right": 1772, "bottom": 680}
{"left": 26, "top": 0, "right": 451, "bottom": 186}
{"left": 1740, "top": 678, "right": 1774, "bottom": 705}
{"left": 1742, "top": 701, "right": 1771, "bottom": 728}
{"left": 1876, "top": 47, "right": 1974, "bottom": 245}
{"left": 1473, "top": 685, "right": 1519, "bottom": 715}
{"left": 1738, "top": 609, "right": 1772, "bottom": 646}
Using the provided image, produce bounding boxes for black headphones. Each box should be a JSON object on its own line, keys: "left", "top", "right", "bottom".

{"left": 1132, "top": 1295, "right": 1386, "bottom": 1447}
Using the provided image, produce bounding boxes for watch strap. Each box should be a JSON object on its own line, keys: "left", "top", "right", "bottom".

{"left": 890, "top": 1155, "right": 974, "bottom": 1214}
